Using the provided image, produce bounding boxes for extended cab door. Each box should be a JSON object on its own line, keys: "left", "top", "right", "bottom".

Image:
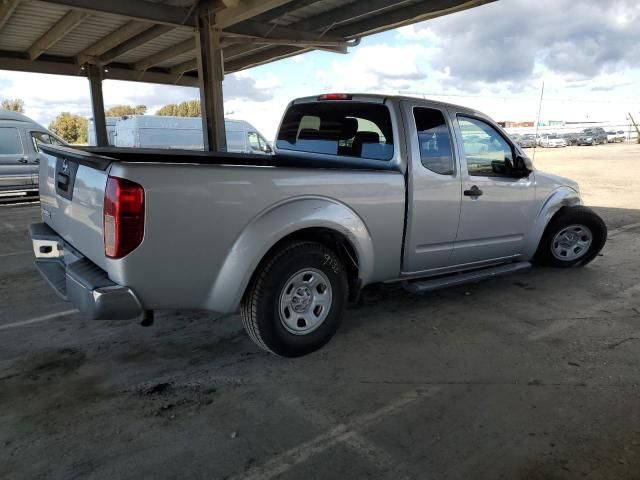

{"left": 449, "top": 113, "right": 536, "bottom": 266}
{"left": 401, "top": 101, "right": 462, "bottom": 273}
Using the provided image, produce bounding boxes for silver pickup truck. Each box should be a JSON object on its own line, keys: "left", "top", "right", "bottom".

{"left": 31, "top": 94, "right": 607, "bottom": 357}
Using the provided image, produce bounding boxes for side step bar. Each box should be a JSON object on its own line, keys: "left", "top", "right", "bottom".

{"left": 402, "top": 261, "right": 532, "bottom": 294}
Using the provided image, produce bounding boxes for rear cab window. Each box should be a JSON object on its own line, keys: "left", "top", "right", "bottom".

{"left": 276, "top": 101, "right": 394, "bottom": 161}
{"left": 413, "top": 107, "right": 455, "bottom": 175}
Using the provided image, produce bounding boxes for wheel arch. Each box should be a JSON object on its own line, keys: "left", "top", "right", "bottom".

{"left": 205, "top": 196, "right": 374, "bottom": 313}
{"left": 524, "top": 187, "right": 583, "bottom": 258}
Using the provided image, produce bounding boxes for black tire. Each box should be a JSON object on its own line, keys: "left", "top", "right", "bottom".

{"left": 240, "top": 241, "right": 348, "bottom": 357}
{"left": 534, "top": 206, "right": 607, "bottom": 267}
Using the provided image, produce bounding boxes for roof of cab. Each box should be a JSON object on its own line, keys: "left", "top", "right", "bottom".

{"left": 291, "top": 93, "right": 480, "bottom": 116}
{"left": 0, "top": 109, "right": 39, "bottom": 123}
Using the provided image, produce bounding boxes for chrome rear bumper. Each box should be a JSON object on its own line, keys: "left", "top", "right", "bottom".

{"left": 30, "top": 223, "right": 143, "bottom": 320}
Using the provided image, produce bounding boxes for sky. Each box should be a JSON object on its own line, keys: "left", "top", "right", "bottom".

{"left": 1, "top": 0, "right": 639, "bottom": 140}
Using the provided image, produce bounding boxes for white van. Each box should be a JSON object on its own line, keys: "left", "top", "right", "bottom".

{"left": 112, "top": 116, "right": 272, "bottom": 154}
{"left": 88, "top": 117, "right": 118, "bottom": 146}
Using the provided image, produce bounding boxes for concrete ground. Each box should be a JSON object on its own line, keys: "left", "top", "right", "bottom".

{"left": 1, "top": 142, "right": 639, "bottom": 480}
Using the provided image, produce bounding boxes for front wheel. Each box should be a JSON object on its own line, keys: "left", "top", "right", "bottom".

{"left": 535, "top": 206, "right": 607, "bottom": 267}
{"left": 240, "top": 241, "right": 348, "bottom": 357}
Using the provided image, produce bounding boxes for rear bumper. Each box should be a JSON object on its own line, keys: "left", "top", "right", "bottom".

{"left": 30, "top": 223, "right": 143, "bottom": 320}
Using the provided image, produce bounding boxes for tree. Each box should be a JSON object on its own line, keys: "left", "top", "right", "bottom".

{"left": 104, "top": 104, "right": 147, "bottom": 117}
{"left": 1, "top": 98, "right": 25, "bottom": 113}
{"left": 48, "top": 113, "right": 88, "bottom": 144}
{"left": 156, "top": 100, "right": 201, "bottom": 117}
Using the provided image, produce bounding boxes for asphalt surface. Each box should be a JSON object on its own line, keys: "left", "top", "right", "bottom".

{"left": 1, "top": 143, "right": 639, "bottom": 479}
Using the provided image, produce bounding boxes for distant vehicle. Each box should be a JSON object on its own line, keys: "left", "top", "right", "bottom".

{"left": 561, "top": 133, "right": 578, "bottom": 146}
{"left": 538, "top": 134, "right": 567, "bottom": 148}
{"left": 88, "top": 117, "right": 118, "bottom": 146}
{"left": 113, "top": 116, "right": 272, "bottom": 154}
{"left": 606, "top": 130, "right": 623, "bottom": 143}
{"left": 616, "top": 130, "right": 626, "bottom": 142}
{"left": 0, "top": 109, "right": 65, "bottom": 196}
{"left": 517, "top": 134, "right": 537, "bottom": 148}
{"left": 577, "top": 128, "right": 607, "bottom": 146}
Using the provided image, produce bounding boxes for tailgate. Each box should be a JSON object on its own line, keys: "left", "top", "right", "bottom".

{"left": 38, "top": 144, "right": 114, "bottom": 270}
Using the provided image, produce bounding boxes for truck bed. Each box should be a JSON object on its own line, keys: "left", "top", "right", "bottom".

{"left": 37, "top": 143, "right": 406, "bottom": 313}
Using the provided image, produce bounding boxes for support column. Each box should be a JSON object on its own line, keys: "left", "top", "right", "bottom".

{"left": 195, "top": 9, "right": 226, "bottom": 152}
{"left": 87, "top": 64, "right": 108, "bottom": 147}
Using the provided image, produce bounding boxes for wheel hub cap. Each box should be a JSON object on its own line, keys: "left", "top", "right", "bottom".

{"left": 291, "top": 287, "right": 313, "bottom": 313}
{"left": 551, "top": 224, "right": 593, "bottom": 261}
{"left": 279, "top": 268, "right": 333, "bottom": 335}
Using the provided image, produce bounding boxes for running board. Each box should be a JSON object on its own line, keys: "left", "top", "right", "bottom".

{"left": 402, "top": 261, "right": 532, "bottom": 293}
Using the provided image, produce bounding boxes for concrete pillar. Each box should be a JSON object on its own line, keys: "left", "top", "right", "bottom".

{"left": 87, "top": 64, "right": 108, "bottom": 147}
{"left": 195, "top": 10, "right": 227, "bottom": 152}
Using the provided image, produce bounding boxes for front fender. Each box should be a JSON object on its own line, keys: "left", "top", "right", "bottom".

{"left": 523, "top": 187, "right": 582, "bottom": 258}
{"left": 205, "top": 196, "right": 375, "bottom": 313}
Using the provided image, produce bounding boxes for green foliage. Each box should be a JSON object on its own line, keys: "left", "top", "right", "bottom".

{"left": 1, "top": 98, "right": 25, "bottom": 113}
{"left": 156, "top": 100, "right": 201, "bottom": 117}
{"left": 48, "top": 113, "right": 89, "bottom": 144}
{"left": 104, "top": 104, "right": 147, "bottom": 117}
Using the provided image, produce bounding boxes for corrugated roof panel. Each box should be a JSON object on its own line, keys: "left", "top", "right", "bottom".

{"left": 46, "top": 15, "right": 130, "bottom": 56}
{"left": 157, "top": 51, "right": 196, "bottom": 69}
{"left": 0, "top": 1, "right": 71, "bottom": 52}
{"left": 273, "top": 0, "right": 358, "bottom": 26}
{"left": 114, "top": 28, "right": 193, "bottom": 64}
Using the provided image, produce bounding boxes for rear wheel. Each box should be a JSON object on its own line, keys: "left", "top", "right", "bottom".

{"left": 240, "top": 241, "right": 348, "bottom": 357}
{"left": 535, "top": 206, "right": 607, "bottom": 267}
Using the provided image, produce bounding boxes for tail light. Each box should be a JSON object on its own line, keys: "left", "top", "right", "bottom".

{"left": 317, "top": 93, "right": 352, "bottom": 101}
{"left": 104, "top": 176, "right": 145, "bottom": 258}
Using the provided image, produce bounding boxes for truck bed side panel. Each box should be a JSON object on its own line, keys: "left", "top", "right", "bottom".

{"left": 106, "top": 163, "right": 406, "bottom": 311}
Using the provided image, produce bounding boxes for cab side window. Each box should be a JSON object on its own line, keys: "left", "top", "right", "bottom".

{"left": 30, "top": 131, "right": 62, "bottom": 152}
{"left": 413, "top": 107, "right": 454, "bottom": 175}
{"left": 458, "top": 116, "right": 515, "bottom": 177}
{"left": 247, "top": 131, "right": 261, "bottom": 152}
{"left": 0, "top": 127, "right": 24, "bottom": 155}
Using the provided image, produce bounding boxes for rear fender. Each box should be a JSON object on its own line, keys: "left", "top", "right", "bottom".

{"left": 206, "top": 196, "right": 374, "bottom": 313}
{"left": 523, "top": 187, "right": 582, "bottom": 258}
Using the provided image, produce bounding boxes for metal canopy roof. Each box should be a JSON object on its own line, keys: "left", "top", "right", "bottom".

{"left": 0, "top": 0, "right": 494, "bottom": 87}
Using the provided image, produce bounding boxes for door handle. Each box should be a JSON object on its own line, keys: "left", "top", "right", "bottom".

{"left": 18, "top": 157, "right": 28, "bottom": 163}
{"left": 464, "top": 185, "right": 483, "bottom": 197}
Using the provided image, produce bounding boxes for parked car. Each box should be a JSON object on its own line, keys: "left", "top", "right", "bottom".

{"left": 0, "top": 109, "right": 65, "bottom": 196}
{"left": 616, "top": 130, "right": 626, "bottom": 142}
{"left": 517, "top": 134, "right": 537, "bottom": 148}
{"left": 31, "top": 93, "right": 607, "bottom": 357}
{"left": 561, "top": 133, "right": 578, "bottom": 146}
{"left": 538, "top": 134, "right": 567, "bottom": 148}
{"left": 577, "top": 128, "right": 607, "bottom": 146}
{"left": 113, "top": 116, "right": 272, "bottom": 154}
{"left": 606, "top": 130, "right": 625, "bottom": 143}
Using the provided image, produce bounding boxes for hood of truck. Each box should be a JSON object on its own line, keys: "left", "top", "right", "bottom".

{"left": 535, "top": 170, "right": 580, "bottom": 194}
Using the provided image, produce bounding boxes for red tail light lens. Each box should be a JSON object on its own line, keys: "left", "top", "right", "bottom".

{"left": 104, "top": 176, "right": 145, "bottom": 259}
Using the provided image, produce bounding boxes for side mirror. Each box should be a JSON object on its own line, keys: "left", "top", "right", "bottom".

{"left": 518, "top": 154, "right": 534, "bottom": 172}
{"left": 263, "top": 144, "right": 273, "bottom": 154}
{"left": 512, "top": 154, "right": 533, "bottom": 176}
